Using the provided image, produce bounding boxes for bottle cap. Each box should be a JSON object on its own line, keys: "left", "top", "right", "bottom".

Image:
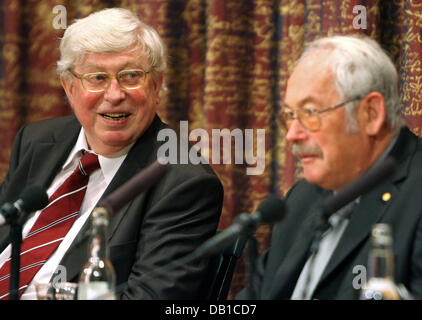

{"left": 92, "top": 207, "right": 109, "bottom": 226}
{"left": 371, "top": 223, "right": 392, "bottom": 246}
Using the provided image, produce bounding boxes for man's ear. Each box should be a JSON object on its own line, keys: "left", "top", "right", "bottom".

{"left": 153, "top": 72, "right": 164, "bottom": 96}
{"left": 60, "top": 76, "right": 74, "bottom": 108}
{"left": 357, "top": 92, "right": 387, "bottom": 136}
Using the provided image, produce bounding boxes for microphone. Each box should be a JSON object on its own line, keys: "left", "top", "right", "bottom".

{"left": 73, "top": 159, "right": 168, "bottom": 249}
{"left": 189, "top": 194, "right": 286, "bottom": 259}
{"left": 313, "top": 156, "right": 397, "bottom": 230}
{"left": 0, "top": 185, "right": 48, "bottom": 226}
{"left": 98, "top": 159, "right": 168, "bottom": 215}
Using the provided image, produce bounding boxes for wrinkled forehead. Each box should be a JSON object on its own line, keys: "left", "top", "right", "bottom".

{"left": 75, "top": 46, "right": 150, "bottom": 71}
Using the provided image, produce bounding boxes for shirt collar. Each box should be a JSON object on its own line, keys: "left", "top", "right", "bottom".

{"left": 373, "top": 132, "right": 399, "bottom": 167}
{"left": 63, "top": 128, "right": 133, "bottom": 184}
{"left": 62, "top": 129, "right": 90, "bottom": 170}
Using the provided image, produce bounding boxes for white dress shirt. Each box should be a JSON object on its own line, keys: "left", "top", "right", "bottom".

{"left": 291, "top": 202, "right": 355, "bottom": 299}
{"left": 0, "top": 128, "right": 131, "bottom": 299}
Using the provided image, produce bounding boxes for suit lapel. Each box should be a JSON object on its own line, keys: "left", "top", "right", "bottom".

{"left": 100, "top": 115, "right": 163, "bottom": 240}
{"left": 265, "top": 215, "right": 316, "bottom": 299}
{"left": 317, "top": 177, "right": 398, "bottom": 287}
{"left": 23, "top": 121, "right": 81, "bottom": 223}
{"left": 0, "top": 118, "right": 80, "bottom": 252}
{"left": 265, "top": 187, "right": 331, "bottom": 299}
{"left": 27, "top": 143, "right": 73, "bottom": 191}
{"left": 0, "top": 140, "right": 75, "bottom": 245}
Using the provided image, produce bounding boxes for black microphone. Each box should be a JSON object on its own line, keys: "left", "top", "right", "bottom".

{"left": 308, "top": 155, "right": 398, "bottom": 257}
{"left": 73, "top": 159, "right": 168, "bottom": 249}
{"left": 189, "top": 194, "right": 286, "bottom": 259}
{"left": 98, "top": 159, "right": 168, "bottom": 215}
{"left": 313, "top": 156, "right": 397, "bottom": 231}
{"left": 0, "top": 185, "right": 48, "bottom": 226}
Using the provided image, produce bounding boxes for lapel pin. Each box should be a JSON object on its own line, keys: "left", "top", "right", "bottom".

{"left": 382, "top": 192, "right": 391, "bottom": 202}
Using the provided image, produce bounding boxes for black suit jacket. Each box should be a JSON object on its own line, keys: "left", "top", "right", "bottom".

{"left": 237, "top": 127, "right": 422, "bottom": 299}
{"left": 0, "top": 115, "right": 224, "bottom": 299}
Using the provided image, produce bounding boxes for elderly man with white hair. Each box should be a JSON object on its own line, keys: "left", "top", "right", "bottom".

{"left": 237, "top": 35, "right": 422, "bottom": 300}
{"left": 0, "top": 8, "right": 223, "bottom": 300}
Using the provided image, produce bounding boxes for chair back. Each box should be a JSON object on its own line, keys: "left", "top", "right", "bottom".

{"left": 204, "top": 232, "right": 248, "bottom": 300}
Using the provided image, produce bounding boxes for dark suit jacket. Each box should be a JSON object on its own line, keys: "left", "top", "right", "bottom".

{"left": 237, "top": 127, "right": 422, "bottom": 299}
{"left": 0, "top": 115, "right": 224, "bottom": 299}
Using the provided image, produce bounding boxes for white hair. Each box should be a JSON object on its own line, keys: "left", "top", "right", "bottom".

{"left": 57, "top": 8, "right": 167, "bottom": 83}
{"left": 300, "top": 35, "right": 404, "bottom": 133}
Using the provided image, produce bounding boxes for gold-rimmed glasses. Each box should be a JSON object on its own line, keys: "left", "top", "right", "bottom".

{"left": 279, "top": 96, "right": 363, "bottom": 132}
{"left": 68, "top": 68, "right": 151, "bottom": 92}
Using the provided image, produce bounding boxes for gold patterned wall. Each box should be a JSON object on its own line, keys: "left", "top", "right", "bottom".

{"left": 0, "top": 0, "right": 421, "bottom": 299}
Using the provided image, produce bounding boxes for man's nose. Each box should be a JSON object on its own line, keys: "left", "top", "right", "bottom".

{"left": 285, "top": 119, "right": 309, "bottom": 142}
{"left": 104, "top": 79, "right": 125, "bottom": 103}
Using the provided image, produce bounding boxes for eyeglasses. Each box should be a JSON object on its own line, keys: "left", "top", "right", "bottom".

{"left": 68, "top": 68, "right": 151, "bottom": 92}
{"left": 279, "top": 97, "right": 363, "bottom": 132}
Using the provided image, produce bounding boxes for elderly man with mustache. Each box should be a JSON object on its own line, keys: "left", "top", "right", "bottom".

{"left": 237, "top": 35, "right": 422, "bottom": 300}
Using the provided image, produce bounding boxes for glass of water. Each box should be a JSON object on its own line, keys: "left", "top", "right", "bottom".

{"left": 34, "top": 283, "right": 55, "bottom": 300}
{"left": 54, "top": 282, "right": 78, "bottom": 300}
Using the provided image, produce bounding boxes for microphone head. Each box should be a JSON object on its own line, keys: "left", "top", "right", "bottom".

{"left": 19, "top": 185, "right": 48, "bottom": 212}
{"left": 256, "top": 194, "right": 286, "bottom": 224}
{"left": 99, "top": 159, "right": 168, "bottom": 214}
{"left": 320, "top": 156, "right": 397, "bottom": 216}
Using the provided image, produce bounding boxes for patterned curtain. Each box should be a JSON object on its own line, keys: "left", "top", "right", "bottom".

{"left": 0, "top": 0, "right": 421, "bottom": 299}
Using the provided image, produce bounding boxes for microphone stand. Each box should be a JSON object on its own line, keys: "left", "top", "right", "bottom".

{"left": 9, "top": 218, "right": 22, "bottom": 300}
{"left": 95, "top": 233, "right": 258, "bottom": 300}
{"left": 246, "top": 234, "right": 259, "bottom": 300}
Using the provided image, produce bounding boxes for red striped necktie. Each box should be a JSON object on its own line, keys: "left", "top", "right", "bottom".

{"left": 0, "top": 151, "right": 100, "bottom": 299}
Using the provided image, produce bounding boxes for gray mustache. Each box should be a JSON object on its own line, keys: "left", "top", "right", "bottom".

{"left": 291, "top": 143, "right": 323, "bottom": 158}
